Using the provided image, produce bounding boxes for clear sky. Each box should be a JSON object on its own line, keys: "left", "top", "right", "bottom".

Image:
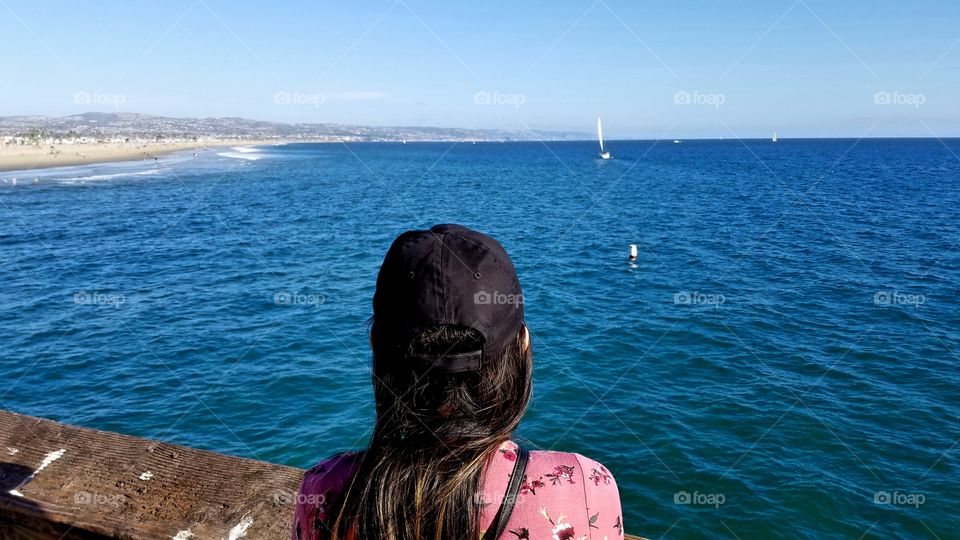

{"left": 1, "top": 0, "right": 958, "bottom": 138}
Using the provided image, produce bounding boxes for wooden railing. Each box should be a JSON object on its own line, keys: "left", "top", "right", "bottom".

{"left": 0, "top": 410, "right": 646, "bottom": 539}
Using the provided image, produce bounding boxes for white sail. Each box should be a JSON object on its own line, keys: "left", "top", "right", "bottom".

{"left": 597, "top": 117, "right": 605, "bottom": 152}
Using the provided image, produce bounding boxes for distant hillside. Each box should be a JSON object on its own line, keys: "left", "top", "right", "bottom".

{"left": 0, "top": 113, "right": 588, "bottom": 142}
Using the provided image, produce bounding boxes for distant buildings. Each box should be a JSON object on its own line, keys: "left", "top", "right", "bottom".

{"left": 0, "top": 112, "right": 588, "bottom": 144}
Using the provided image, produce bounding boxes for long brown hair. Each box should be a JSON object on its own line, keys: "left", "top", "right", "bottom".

{"left": 324, "top": 322, "right": 532, "bottom": 539}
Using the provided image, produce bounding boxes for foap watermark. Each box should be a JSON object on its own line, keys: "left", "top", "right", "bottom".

{"left": 674, "top": 490, "right": 725, "bottom": 508}
{"left": 674, "top": 90, "right": 726, "bottom": 109}
{"left": 74, "top": 490, "right": 123, "bottom": 508}
{"left": 473, "top": 91, "right": 526, "bottom": 108}
{"left": 474, "top": 491, "right": 525, "bottom": 508}
{"left": 873, "top": 91, "right": 925, "bottom": 109}
{"left": 274, "top": 91, "right": 326, "bottom": 107}
{"left": 874, "top": 290, "right": 924, "bottom": 308}
{"left": 274, "top": 290, "right": 326, "bottom": 308}
{"left": 473, "top": 290, "right": 523, "bottom": 308}
{"left": 674, "top": 291, "right": 725, "bottom": 307}
{"left": 272, "top": 489, "right": 326, "bottom": 506}
{"left": 74, "top": 290, "right": 125, "bottom": 308}
{"left": 874, "top": 490, "right": 925, "bottom": 508}
{"left": 73, "top": 91, "right": 126, "bottom": 108}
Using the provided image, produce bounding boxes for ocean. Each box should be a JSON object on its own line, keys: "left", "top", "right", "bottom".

{"left": 1, "top": 139, "right": 958, "bottom": 539}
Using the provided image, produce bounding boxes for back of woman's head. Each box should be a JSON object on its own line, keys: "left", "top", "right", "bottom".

{"left": 325, "top": 225, "right": 531, "bottom": 540}
{"left": 371, "top": 324, "right": 531, "bottom": 448}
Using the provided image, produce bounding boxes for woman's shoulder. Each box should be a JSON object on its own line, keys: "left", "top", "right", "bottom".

{"left": 293, "top": 451, "right": 363, "bottom": 540}
{"left": 488, "top": 441, "right": 624, "bottom": 538}
{"left": 529, "top": 448, "right": 618, "bottom": 493}
{"left": 489, "top": 441, "right": 619, "bottom": 499}
{"left": 497, "top": 440, "right": 617, "bottom": 479}
{"left": 302, "top": 450, "right": 363, "bottom": 487}
{"left": 298, "top": 451, "right": 363, "bottom": 509}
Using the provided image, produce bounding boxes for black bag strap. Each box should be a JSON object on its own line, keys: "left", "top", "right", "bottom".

{"left": 482, "top": 445, "right": 529, "bottom": 540}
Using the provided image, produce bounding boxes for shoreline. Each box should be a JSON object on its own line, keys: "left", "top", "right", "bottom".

{"left": 0, "top": 139, "right": 294, "bottom": 173}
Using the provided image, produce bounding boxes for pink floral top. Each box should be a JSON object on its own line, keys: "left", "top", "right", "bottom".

{"left": 292, "top": 440, "right": 623, "bottom": 540}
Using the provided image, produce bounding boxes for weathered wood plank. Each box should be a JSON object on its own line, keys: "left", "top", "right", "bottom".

{"left": 0, "top": 410, "right": 648, "bottom": 539}
{"left": 0, "top": 410, "right": 300, "bottom": 539}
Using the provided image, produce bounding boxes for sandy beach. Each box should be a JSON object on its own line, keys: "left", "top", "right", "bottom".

{"left": 0, "top": 140, "right": 287, "bottom": 173}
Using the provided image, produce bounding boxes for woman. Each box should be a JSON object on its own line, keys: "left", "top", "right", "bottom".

{"left": 293, "top": 224, "right": 623, "bottom": 540}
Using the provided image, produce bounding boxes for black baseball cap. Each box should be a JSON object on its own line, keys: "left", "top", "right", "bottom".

{"left": 372, "top": 224, "right": 525, "bottom": 373}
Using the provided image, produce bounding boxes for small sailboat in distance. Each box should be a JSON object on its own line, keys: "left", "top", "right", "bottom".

{"left": 772, "top": 132, "right": 778, "bottom": 143}
{"left": 597, "top": 117, "right": 611, "bottom": 160}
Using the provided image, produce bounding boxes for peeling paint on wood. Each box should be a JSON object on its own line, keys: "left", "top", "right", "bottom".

{"left": 9, "top": 448, "right": 66, "bottom": 497}
{"left": 0, "top": 410, "right": 300, "bottom": 539}
{"left": 227, "top": 514, "right": 255, "bottom": 539}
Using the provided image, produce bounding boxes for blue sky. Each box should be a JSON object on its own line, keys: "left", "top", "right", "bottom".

{"left": 1, "top": 0, "right": 958, "bottom": 138}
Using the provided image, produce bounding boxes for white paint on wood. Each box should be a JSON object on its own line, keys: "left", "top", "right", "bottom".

{"left": 173, "top": 530, "right": 195, "bottom": 539}
{"left": 228, "top": 514, "right": 255, "bottom": 539}
{"left": 8, "top": 448, "right": 66, "bottom": 496}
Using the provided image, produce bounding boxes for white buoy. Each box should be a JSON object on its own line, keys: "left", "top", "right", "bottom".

{"left": 629, "top": 244, "right": 638, "bottom": 260}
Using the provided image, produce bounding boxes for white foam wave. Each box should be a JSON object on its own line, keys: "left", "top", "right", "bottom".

{"left": 217, "top": 151, "right": 262, "bottom": 161}
{"left": 67, "top": 168, "right": 165, "bottom": 182}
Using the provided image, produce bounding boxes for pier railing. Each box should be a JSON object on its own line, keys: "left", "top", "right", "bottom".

{"left": 0, "top": 409, "right": 646, "bottom": 539}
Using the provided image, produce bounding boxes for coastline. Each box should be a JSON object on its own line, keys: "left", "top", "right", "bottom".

{"left": 0, "top": 139, "right": 292, "bottom": 173}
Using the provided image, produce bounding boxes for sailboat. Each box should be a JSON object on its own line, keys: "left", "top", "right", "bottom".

{"left": 597, "top": 117, "right": 611, "bottom": 160}
{"left": 772, "top": 132, "right": 778, "bottom": 143}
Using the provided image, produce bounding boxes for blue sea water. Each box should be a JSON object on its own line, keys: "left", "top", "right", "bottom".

{"left": 1, "top": 140, "right": 958, "bottom": 539}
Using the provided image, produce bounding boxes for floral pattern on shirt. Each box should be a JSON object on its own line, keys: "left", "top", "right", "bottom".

{"left": 292, "top": 440, "right": 623, "bottom": 540}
